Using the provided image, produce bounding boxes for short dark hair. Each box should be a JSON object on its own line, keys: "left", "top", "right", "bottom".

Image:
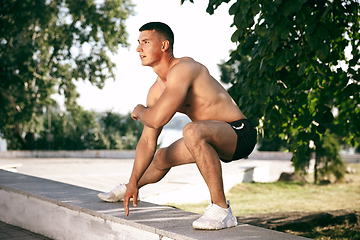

{"left": 139, "top": 22, "right": 174, "bottom": 51}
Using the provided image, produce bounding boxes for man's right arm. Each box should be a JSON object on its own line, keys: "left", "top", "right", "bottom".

{"left": 123, "top": 125, "right": 162, "bottom": 216}
{"left": 129, "top": 125, "right": 162, "bottom": 187}
{"left": 123, "top": 80, "right": 162, "bottom": 216}
{"left": 129, "top": 81, "right": 162, "bottom": 186}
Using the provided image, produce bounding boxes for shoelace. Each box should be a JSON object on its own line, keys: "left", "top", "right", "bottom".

{"left": 203, "top": 201, "right": 225, "bottom": 219}
{"left": 112, "top": 183, "right": 125, "bottom": 195}
{"left": 204, "top": 201, "right": 213, "bottom": 212}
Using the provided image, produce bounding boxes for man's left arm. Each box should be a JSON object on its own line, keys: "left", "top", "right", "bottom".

{"left": 132, "top": 61, "right": 199, "bottom": 128}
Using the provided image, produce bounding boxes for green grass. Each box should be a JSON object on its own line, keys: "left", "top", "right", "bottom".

{"left": 172, "top": 163, "right": 360, "bottom": 215}
{"left": 170, "top": 163, "right": 360, "bottom": 239}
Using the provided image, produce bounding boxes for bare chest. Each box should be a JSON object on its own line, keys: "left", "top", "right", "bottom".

{"left": 176, "top": 88, "right": 209, "bottom": 121}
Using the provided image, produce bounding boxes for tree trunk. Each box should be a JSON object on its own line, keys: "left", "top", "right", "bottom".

{"left": 13, "top": 124, "right": 28, "bottom": 150}
{"left": 314, "top": 152, "right": 320, "bottom": 184}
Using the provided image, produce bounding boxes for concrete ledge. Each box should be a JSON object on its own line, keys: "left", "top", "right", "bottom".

{"left": 0, "top": 170, "right": 309, "bottom": 240}
{"left": 0, "top": 150, "right": 136, "bottom": 159}
{"left": 0, "top": 150, "right": 292, "bottom": 160}
{"left": 1, "top": 187, "right": 171, "bottom": 240}
{"left": 342, "top": 154, "right": 360, "bottom": 163}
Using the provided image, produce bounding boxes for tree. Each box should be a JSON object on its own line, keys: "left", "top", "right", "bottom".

{"left": 34, "top": 109, "right": 142, "bottom": 150}
{"left": 0, "top": 0, "right": 134, "bottom": 149}
{"left": 183, "top": 0, "right": 360, "bottom": 183}
{"left": 99, "top": 111, "right": 143, "bottom": 150}
{"left": 36, "top": 107, "right": 109, "bottom": 150}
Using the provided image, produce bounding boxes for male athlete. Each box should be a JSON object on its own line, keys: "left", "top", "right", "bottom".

{"left": 98, "top": 22, "right": 257, "bottom": 230}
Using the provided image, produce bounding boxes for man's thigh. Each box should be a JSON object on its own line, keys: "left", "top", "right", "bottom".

{"left": 158, "top": 120, "right": 237, "bottom": 167}
{"left": 182, "top": 120, "right": 238, "bottom": 161}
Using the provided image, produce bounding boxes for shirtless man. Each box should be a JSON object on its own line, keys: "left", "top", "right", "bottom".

{"left": 98, "top": 22, "right": 257, "bottom": 230}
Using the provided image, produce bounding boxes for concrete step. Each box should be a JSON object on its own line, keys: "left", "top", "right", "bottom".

{"left": 0, "top": 170, "right": 309, "bottom": 240}
{"left": 0, "top": 160, "right": 22, "bottom": 173}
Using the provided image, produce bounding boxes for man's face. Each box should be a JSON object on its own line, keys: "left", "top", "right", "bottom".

{"left": 136, "top": 30, "right": 163, "bottom": 67}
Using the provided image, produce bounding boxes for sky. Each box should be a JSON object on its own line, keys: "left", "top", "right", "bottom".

{"left": 69, "top": 0, "right": 237, "bottom": 114}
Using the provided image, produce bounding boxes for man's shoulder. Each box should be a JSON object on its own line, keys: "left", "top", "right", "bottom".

{"left": 169, "top": 57, "right": 202, "bottom": 76}
{"left": 176, "top": 57, "right": 199, "bottom": 66}
{"left": 180, "top": 56, "right": 196, "bottom": 61}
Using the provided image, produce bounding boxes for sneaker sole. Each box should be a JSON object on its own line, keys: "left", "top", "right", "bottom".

{"left": 97, "top": 193, "right": 123, "bottom": 202}
{"left": 98, "top": 198, "right": 123, "bottom": 202}
{"left": 193, "top": 224, "right": 237, "bottom": 230}
{"left": 193, "top": 222, "right": 237, "bottom": 230}
{"left": 98, "top": 194, "right": 138, "bottom": 202}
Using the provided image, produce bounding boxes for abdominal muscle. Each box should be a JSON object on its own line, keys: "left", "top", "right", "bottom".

{"left": 179, "top": 102, "right": 245, "bottom": 123}
{"left": 177, "top": 88, "right": 245, "bottom": 123}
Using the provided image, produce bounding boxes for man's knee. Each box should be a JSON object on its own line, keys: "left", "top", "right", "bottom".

{"left": 183, "top": 122, "right": 205, "bottom": 148}
{"left": 153, "top": 148, "right": 170, "bottom": 171}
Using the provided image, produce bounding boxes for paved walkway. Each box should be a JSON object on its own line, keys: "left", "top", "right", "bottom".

{"left": 0, "top": 221, "right": 52, "bottom": 240}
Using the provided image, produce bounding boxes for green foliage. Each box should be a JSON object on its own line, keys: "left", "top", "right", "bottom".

{"left": 35, "top": 109, "right": 143, "bottom": 150}
{"left": 315, "top": 131, "right": 346, "bottom": 183}
{"left": 183, "top": 0, "right": 360, "bottom": 183}
{"left": 36, "top": 107, "right": 108, "bottom": 150}
{"left": 99, "top": 111, "right": 143, "bottom": 150}
{"left": 0, "top": 0, "right": 134, "bottom": 149}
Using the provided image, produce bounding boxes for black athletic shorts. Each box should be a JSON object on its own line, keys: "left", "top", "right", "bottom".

{"left": 220, "top": 119, "right": 257, "bottom": 163}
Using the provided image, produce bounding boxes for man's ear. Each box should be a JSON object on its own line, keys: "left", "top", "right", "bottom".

{"left": 161, "top": 40, "right": 170, "bottom": 52}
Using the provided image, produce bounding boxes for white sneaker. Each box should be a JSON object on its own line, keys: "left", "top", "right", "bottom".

{"left": 98, "top": 183, "right": 127, "bottom": 202}
{"left": 193, "top": 200, "right": 237, "bottom": 230}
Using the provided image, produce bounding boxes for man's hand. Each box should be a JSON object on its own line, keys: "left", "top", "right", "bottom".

{"left": 131, "top": 104, "right": 146, "bottom": 121}
{"left": 123, "top": 184, "right": 139, "bottom": 216}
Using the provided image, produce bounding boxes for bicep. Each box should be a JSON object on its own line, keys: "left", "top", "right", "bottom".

{"left": 150, "top": 65, "right": 196, "bottom": 122}
{"left": 155, "top": 84, "right": 188, "bottom": 114}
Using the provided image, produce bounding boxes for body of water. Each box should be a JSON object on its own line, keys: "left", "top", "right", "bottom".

{"left": 159, "top": 129, "right": 183, "bottom": 148}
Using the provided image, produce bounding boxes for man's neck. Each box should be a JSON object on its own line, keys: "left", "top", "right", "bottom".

{"left": 152, "top": 54, "right": 176, "bottom": 82}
